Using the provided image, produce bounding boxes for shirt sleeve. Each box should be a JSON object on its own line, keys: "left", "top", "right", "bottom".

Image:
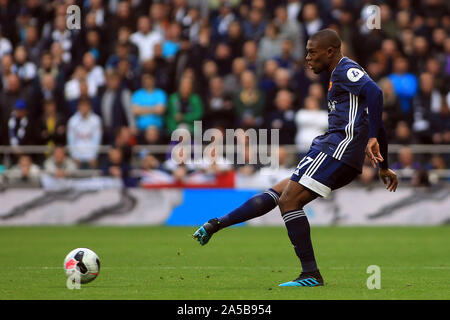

{"left": 336, "top": 65, "right": 371, "bottom": 96}
{"left": 360, "top": 80, "right": 383, "bottom": 138}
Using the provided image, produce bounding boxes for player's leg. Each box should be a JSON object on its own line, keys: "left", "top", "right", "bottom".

{"left": 278, "top": 149, "right": 360, "bottom": 287}
{"left": 278, "top": 180, "right": 324, "bottom": 286}
{"left": 193, "top": 178, "right": 290, "bottom": 245}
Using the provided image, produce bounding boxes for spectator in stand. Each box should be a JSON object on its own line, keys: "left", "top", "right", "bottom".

{"left": 0, "top": 74, "right": 30, "bottom": 137}
{"left": 388, "top": 56, "right": 419, "bottom": 120}
{"left": 378, "top": 77, "right": 403, "bottom": 139}
{"left": 113, "top": 126, "right": 135, "bottom": 165}
{"left": 274, "top": 38, "right": 296, "bottom": 70}
{"left": 138, "top": 125, "right": 167, "bottom": 163}
{"left": 85, "top": 0, "right": 108, "bottom": 29}
{"left": 102, "top": 147, "right": 131, "bottom": 184}
{"left": 214, "top": 42, "right": 233, "bottom": 77}
{"left": 411, "top": 35, "right": 430, "bottom": 74}
{"left": 223, "top": 57, "right": 246, "bottom": 97}
{"left": 211, "top": 2, "right": 236, "bottom": 42}
{"left": 145, "top": 42, "right": 171, "bottom": 92}
{"left": 6, "top": 154, "right": 41, "bottom": 186}
{"left": 101, "top": 70, "right": 135, "bottom": 144}
{"left": 295, "top": 96, "right": 328, "bottom": 154}
{"left": 411, "top": 73, "right": 443, "bottom": 144}
{"left": 366, "top": 59, "right": 385, "bottom": 83}
{"left": 162, "top": 143, "right": 196, "bottom": 182}
{"left": 116, "top": 57, "right": 140, "bottom": 92}
{"left": 432, "top": 90, "right": 450, "bottom": 145}
{"left": 242, "top": 7, "right": 266, "bottom": 42}
{"left": 150, "top": 2, "right": 170, "bottom": 36}
{"left": 1, "top": 53, "right": 14, "bottom": 90}
{"left": 259, "top": 59, "right": 279, "bottom": 92}
{"left": 0, "top": 27, "right": 13, "bottom": 58}
{"left": 166, "top": 76, "right": 204, "bottom": 134}
{"left": 198, "top": 59, "right": 219, "bottom": 98}
{"left": 242, "top": 40, "right": 260, "bottom": 73}
{"left": 105, "top": 42, "right": 138, "bottom": 74}
{"left": 427, "top": 154, "right": 447, "bottom": 171}
{"left": 21, "top": 25, "right": 43, "bottom": 66}
{"left": 392, "top": 120, "right": 413, "bottom": 144}
{"left": 359, "top": 158, "right": 378, "bottom": 185}
{"left": 265, "top": 67, "right": 297, "bottom": 115}
{"left": 266, "top": 89, "right": 297, "bottom": 145}
{"left": 82, "top": 51, "right": 105, "bottom": 94}
{"left": 226, "top": 20, "right": 246, "bottom": 60}
{"left": 64, "top": 66, "right": 99, "bottom": 116}
{"left": 131, "top": 72, "right": 167, "bottom": 135}
{"left": 7, "top": 99, "right": 36, "bottom": 147}
{"left": 392, "top": 146, "right": 422, "bottom": 171}
{"left": 110, "top": 0, "right": 136, "bottom": 36}
{"left": 130, "top": 15, "right": 163, "bottom": 63}
{"left": 36, "top": 51, "right": 58, "bottom": 84}
{"left": 12, "top": 45, "right": 36, "bottom": 86}
{"left": 203, "top": 76, "right": 234, "bottom": 130}
{"left": 234, "top": 137, "right": 263, "bottom": 176}
{"left": 392, "top": 146, "right": 423, "bottom": 180}
{"left": 274, "top": 4, "right": 304, "bottom": 60}
{"left": 443, "top": 37, "right": 450, "bottom": 77}
{"left": 258, "top": 23, "right": 283, "bottom": 62}
{"left": 234, "top": 70, "right": 265, "bottom": 129}
{"left": 47, "top": 14, "right": 74, "bottom": 65}
{"left": 162, "top": 22, "right": 182, "bottom": 60}
{"left": 37, "top": 99, "right": 66, "bottom": 147}
{"left": 300, "top": 2, "right": 324, "bottom": 41}
{"left": 30, "top": 72, "right": 66, "bottom": 118}
{"left": 307, "top": 82, "right": 327, "bottom": 110}
{"left": 43, "top": 146, "right": 77, "bottom": 178}
{"left": 67, "top": 98, "right": 102, "bottom": 169}
{"left": 82, "top": 28, "right": 107, "bottom": 67}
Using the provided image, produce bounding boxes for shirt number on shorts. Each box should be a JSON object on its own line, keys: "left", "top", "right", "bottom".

{"left": 293, "top": 156, "right": 313, "bottom": 175}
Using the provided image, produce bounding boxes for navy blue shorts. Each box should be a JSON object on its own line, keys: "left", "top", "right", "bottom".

{"left": 290, "top": 149, "right": 360, "bottom": 198}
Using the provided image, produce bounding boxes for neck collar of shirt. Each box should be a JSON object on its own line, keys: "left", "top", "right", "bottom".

{"left": 330, "top": 56, "right": 346, "bottom": 77}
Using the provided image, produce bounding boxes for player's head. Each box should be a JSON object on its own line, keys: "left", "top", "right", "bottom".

{"left": 306, "top": 29, "right": 342, "bottom": 74}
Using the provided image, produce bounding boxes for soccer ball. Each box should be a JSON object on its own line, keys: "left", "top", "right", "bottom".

{"left": 64, "top": 248, "right": 100, "bottom": 284}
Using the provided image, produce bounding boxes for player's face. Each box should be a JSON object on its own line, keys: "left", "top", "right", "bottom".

{"left": 305, "top": 40, "right": 329, "bottom": 74}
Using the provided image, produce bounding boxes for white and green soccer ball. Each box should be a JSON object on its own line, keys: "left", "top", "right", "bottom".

{"left": 64, "top": 248, "right": 100, "bottom": 284}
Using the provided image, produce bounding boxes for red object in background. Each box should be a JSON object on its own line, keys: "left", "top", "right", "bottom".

{"left": 142, "top": 171, "right": 235, "bottom": 189}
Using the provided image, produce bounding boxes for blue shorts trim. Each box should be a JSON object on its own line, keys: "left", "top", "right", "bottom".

{"left": 290, "top": 149, "right": 359, "bottom": 198}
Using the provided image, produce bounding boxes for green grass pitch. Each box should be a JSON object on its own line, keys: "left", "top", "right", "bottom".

{"left": 0, "top": 226, "right": 448, "bottom": 300}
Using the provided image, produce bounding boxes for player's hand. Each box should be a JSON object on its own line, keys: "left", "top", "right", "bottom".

{"left": 379, "top": 168, "right": 398, "bottom": 192}
{"left": 365, "top": 138, "right": 384, "bottom": 168}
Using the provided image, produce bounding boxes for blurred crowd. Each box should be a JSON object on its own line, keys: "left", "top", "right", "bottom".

{"left": 0, "top": 0, "right": 449, "bottom": 187}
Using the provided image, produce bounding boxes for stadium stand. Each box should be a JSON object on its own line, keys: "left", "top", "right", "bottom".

{"left": 0, "top": 0, "right": 449, "bottom": 190}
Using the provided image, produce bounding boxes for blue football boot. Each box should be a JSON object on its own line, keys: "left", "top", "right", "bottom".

{"left": 193, "top": 218, "right": 220, "bottom": 245}
{"left": 279, "top": 270, "right": 324, "bottom": 287}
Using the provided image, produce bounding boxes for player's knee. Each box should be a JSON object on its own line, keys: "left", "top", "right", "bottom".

{"left": 279, "top": 191, "right": 298, "bottom": 212}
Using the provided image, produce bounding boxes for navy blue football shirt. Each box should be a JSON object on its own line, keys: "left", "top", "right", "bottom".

{"left": 310, "top": 57, "right": 375, "bottom": 172}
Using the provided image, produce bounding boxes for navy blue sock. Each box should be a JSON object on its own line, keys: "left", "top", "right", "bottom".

{"left": 217, "top": 189, "right": 280, "bottom": 229}
{"left": 282, "top": 209, "right": 318, "bottom": 272}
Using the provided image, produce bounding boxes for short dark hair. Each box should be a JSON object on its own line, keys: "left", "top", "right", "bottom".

{"left": 310, "top": 28, "right": 342, "bottom": 49}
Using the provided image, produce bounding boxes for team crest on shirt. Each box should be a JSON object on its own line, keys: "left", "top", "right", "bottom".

{"left": 328, "top": 100, "right": 337, "bottom": 113}
{"left": 328, "top": 81, "right": 333, "bottom": 91}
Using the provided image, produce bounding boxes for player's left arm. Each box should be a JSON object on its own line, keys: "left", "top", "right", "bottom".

{"left": 360, "top": 80, "right": 398, "bottom": 192}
